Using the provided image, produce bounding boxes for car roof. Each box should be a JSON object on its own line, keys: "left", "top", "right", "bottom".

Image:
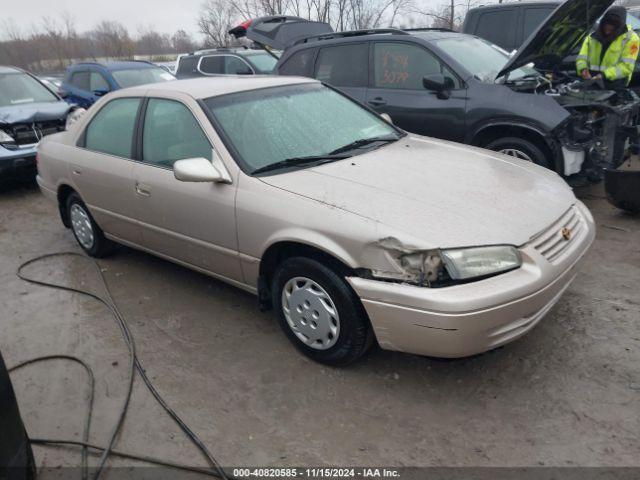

{"left": 0, "top": 66, "right": 23, "bottom": 74}
{"left": 70, "top": 61, "right": 158, "bottom": 71}
{"left": 468, "top": 0, "right": 560, "bottom": 11}
{"left": 123, "top": 75, "right": 317, "bottom": 99}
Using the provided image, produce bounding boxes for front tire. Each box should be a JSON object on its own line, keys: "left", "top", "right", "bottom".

{"left": 271, "top": 257, "right": 373, "bottom": 366}
{"left": 486, "top": 136, "right": 553, "bottom": 169}
{"left": 66, "top": 192, "right": 114, "bottom": 257}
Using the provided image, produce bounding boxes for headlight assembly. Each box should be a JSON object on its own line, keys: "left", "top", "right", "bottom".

{"left": 0, "top": 130, "right": 16, "bottom": 149}
{"left": 369, "top": 245, "right": 522, "bottom": 287}
{"left": 441, "top": 245, "right": 521, "bottom": 280}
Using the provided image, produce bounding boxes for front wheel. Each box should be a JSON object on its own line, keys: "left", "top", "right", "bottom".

{"left": 486, "top": 136, "right": 552, "bottom": 169}
{"left": 271, "top": 257, "right": 373, "bottom": 366}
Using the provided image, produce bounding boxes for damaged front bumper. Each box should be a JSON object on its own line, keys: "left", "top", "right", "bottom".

{"left": 346, "top": 201, "right": 595, "bottom": 358}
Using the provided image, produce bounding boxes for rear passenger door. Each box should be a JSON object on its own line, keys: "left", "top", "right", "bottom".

{"left": 132, "top": 97, "right": 242, "bottom": 282}
{"left": 366, "top": 41, "right": 467, "bottom": 141}
{"left": 313, "top": 43, "right": 369, "bottom": 102}
{"left": 73, "top": 97, "right": 141, "bottom": 243}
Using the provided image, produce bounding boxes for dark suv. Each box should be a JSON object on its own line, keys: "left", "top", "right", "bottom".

{"left": 462, "top": 2, "right": 560, "bottom": 52}
{"left": 231, "top": 2, "right": 640, "bottom": 181}
{"left": 175, "top": 48, "right": 277, "bottom": 79}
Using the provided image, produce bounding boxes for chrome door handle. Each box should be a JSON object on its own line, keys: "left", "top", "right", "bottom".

{"left": 368, "top": 98, "right": 387, "bottom": 106}
{"left": 72, "top": 169, "right": 82, "bottom": 176}
{"left": 135, "top": 183, "right": 151, "bottom": 196}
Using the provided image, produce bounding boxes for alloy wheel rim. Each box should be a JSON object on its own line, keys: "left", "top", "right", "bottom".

{"left": 281, "top": 277, "right": 340, "bottom": 350}
{"left": 70, "top": 204, "right": 94, "bottom": 249}
{"left": 499, "top": 148, "right": 533, "bottom": 162}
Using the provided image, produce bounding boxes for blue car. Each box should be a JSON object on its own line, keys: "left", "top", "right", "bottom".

{"left": 61, "top": 61, "right": 175, "bottom": 108}
{"left": 1, "top": 66, "right": 73, "bottom": 183}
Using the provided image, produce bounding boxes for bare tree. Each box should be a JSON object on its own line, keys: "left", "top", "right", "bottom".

{"left": 90, "top": 21, "right": 135, "bottom": 59}
{"left": 198, "top": 0, "right": 239, "bottom": 47}
{"left": 172, "top": 30, "right": 197, "bottom": 53}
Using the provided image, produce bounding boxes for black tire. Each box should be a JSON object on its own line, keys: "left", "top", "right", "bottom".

{"left": 486, "top": 136, "right": 553, "bottom": 169}
{"left": 66, "top": 192, "right": 114, "bottom": 257}
{"left": 271, "top": 257, "right": 373, "bottom": 366}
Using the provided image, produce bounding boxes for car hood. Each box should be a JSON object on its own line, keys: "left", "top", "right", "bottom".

{"left": 259, "top": 136, "right": 576, "bottom": 248}
{"left": 0, "top": 101, "right": 71, "bottom": 126}
{"left": 498, "top": 0, "right": 614, "bottom": 79}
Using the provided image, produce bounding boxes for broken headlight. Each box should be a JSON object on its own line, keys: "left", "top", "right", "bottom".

{"left": 370, "top": 245, "right": 522, "bottom": 287}
{"left": 0, "top": 130, "right": 16, "bottom": 149}
{"left": 441, "top": 245, "right": 521, "bottom": 280}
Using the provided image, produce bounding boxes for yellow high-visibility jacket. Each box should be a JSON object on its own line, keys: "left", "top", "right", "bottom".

{"left": 576, "top": 25, "right": 640, "bottom": 84}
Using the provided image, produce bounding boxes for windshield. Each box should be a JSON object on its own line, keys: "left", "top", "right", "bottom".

{"left": 0, "top": 72, "right": 59, "bottom": 107}
{"left": 204, "top": 83, "right": 399, "bottom": 174}
{"left": 244, "top": 52, "right": 278, "bottom": 73}
{"left": 111, "top": 68, "right": 175, "bottom": 88}
{"left": 435, "top": 36, "right": 538, "bottom": 82}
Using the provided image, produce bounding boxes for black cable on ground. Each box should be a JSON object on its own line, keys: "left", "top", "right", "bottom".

{"left": 8, "top": 355, "right": 95, "bottom": 480}
{"left": 14, "top": 252, "right": 232, "bottom": 480}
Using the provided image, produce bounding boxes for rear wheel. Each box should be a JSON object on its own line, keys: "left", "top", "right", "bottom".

{"left": 66, "top": 192, "right": 114, "bottom": 257}
{"left": 486, "top": 136, "right": 553, "bottom": 169}
{"left": 271, "top": 257, "right": 373, "bottom": 366}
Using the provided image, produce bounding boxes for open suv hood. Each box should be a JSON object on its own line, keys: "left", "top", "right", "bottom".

{"left": 229, "top": 15, "right": 333, "bottom": 50}
{"left": 497, "top": 0, "right": 614, "bottom": 79}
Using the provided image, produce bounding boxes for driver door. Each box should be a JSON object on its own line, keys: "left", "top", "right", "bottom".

{"left": 132, "top": 97, "right": 242, "bottom": 283}
{"left": 365, "top": 41, "right": 467, "bottom": 141}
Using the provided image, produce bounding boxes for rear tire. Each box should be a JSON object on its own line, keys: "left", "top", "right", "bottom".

{"left": 271, "top": 257, "right": 373, "bottom": 366}
{"left": 486, "top": 136, "right": 553, "bottom": 169}
{"left": 66, "top": 192, "right": 114, "bottom": 257}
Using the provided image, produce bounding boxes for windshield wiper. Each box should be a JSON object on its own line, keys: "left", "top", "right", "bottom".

{"left": 252, "top": 154, "right": 349, "bottom": 175}
{"left": 328, "top": 134, "right": 402, "bottom": 155}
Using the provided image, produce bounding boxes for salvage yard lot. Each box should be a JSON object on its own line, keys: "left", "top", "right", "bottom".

{"left": 1, "top": 182, "right": 639, "bottom": 468}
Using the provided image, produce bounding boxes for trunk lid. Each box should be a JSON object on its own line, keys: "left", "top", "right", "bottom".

{"left": 229, "top": 15, "right": 333, "bottom": 50}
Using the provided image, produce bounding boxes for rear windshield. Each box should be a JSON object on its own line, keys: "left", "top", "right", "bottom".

{"left": 0, "top": 72, "right": 58, "bottom": 107}
{"left": 111, "top": 68, "right": 175, "bottom": 88}
{"left": 244, "top": 51, "right": 278, "bottom": 73}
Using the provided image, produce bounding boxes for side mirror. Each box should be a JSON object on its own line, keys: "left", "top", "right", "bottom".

{"left": 58, "top": 89, "right": 69, "bottom": 99}
{"left": 174, "top": 157, "right": 225, "bottom": 183}
{"left": 423, "top": 74, "right": 454, "bottom": 99}
{"left": 93, "top": 89, "right": 109, "bottom": 97}
{"left": 380, "top": 113, "right": 393, "bottom": 124}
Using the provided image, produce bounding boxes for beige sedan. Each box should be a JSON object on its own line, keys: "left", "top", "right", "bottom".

{"left": 36, "top": 76, "right": 595, "bottom": 365}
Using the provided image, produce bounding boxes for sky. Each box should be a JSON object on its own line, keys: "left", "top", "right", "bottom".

{"left": 2, "top": 0, "right": 209, "bottom": 38}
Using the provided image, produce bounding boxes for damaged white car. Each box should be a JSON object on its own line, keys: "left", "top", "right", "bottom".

{"left": 36, "top": 77, "right": 595, "bottom": 365}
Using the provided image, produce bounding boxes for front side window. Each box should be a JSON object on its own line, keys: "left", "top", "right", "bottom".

{"left": 434, "top": 36, "right": 537, "bottom": 82}
{"left": 315, "top": 43, "right": 368, "bottom": 88}
{"left": 90, "top": 72, "right": 110, "bottom": 92}
{"left": 71, "top": 71, "right": 90, "bottom": 90}
{"left": 111, "top": 68, "right": 174, "bottom": 88}
{"left": 142, "top": 99, "right": 212, "bottom": 168}
{"left": 0, "top": 72, "right": 59, "bottom": 107}
{"left": 244, "top": 51, "right": 277, "bottom": 73}
{"left": 373, "top": 42, "right": 455, "bottom": 90}
{"left": 204, "top": 83, "right": 399, "bottom": 173}
{"left": 225, "top": 56, "right": 253, "bottom": 74}
{"left": 84, "top": 98, "right": 140, "bottom": 158}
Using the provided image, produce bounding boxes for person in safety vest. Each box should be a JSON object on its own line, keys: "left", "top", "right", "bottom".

{"left": 576, "top": 6, "right": 640, "bottom": 88}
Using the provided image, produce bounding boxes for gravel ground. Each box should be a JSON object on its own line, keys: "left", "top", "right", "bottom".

{"left": 0, "top": 180, "right": 638, "bottom": 472}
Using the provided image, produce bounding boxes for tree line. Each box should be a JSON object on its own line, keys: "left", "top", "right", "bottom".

{"left": 1, "top": 0, "right": 480, "bottom": 73}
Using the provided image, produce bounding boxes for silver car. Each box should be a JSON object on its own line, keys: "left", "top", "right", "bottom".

{"left": 36, "top": 76, "right": 595, "bottom": 365}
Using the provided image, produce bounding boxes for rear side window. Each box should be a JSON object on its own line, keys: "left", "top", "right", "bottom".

{"left": 70, "top": 71, "right": 90, "bottom": 90}
{"left": 84, "top": 98, "right": 140, "bottom": 158}
{"left": 475, "top": 10, "right": 517, "bottom": 49}
{"left": 279, "top": 48, "right": 316, "bottom": 76}
{"left": 199, "top": 56, "right": 224, "bottom": 74}
{"left": 177, "top": 56, "right": 198, "bottom": 75}
{"left": 314, "top": 43, "right": 368, "bottom": 88}
{"left": 142, "top": 99, "right": 212, "bottom": 168}
{"left": 373, "top": 42, "right": 456, "bottom": 90}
